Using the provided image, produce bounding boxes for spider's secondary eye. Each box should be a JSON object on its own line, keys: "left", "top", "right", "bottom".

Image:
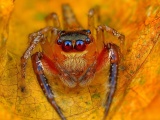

{"left": 57, "top": 39, "right": 62, "bottom": 45}
{"left": 86, "top": 30, "right": 91, "bottom": 34}
{"left": 75, "top": 40, "right": 86, "bottom": 51}
{"left": 62, "top": 40, "right": 73, "bottom": 52}
{"left": 85, "top": 38, "right": 91, "bottom": 44}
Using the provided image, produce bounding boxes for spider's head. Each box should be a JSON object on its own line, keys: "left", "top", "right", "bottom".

{"left": 56, "top": 30, "right": 93, "bottom": 52}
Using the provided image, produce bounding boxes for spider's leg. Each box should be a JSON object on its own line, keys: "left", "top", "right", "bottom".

{"left": 88, "top": 6, "right": 100, "bottom": 36}
{"left": 62, "top": 4, "right": 82, "bottom": 30}
{"left": 45, "top": 13, "right": 60, "bottom": 45}
{"left": 96, "top": 25, "right": 123, "bottom": 119}
{"left": 21, "top": 27, "right": 58, "bottom": 91}
{"left": 97, "top": 25, "right": 125, "bottom": 51}
{"left": 45, "top": 12, "right": 60, "bottom": 29}
{"left": 88, "top": 8, "right": 95, "bottom": 35}
{"left": 31, "top": 52, "right": 66, "bottom": 120}
{"left": 103, "top": 43, "right": 120, "bottom": 120}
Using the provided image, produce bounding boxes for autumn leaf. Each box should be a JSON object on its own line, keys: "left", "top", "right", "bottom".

{"left": 0, "top": 0, "right": 160, "bottom": 120}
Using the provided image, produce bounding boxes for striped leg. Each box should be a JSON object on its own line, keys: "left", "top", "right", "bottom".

{"left": 103, "top": 43, "right": 120, "bottom": 120}
{"left": 31, "top": 52, "right": 66, "bottom": 120}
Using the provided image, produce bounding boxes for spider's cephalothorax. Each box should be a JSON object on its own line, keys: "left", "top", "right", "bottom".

{"left": 21, "top": 4, "right": 125, "bottom": 120}
{"left": 49, "top": 29, "right": 98, "bottom": 87}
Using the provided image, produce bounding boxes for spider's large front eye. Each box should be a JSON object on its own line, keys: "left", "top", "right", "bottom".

{"left": 62, "top": 40, "right": 73, "bottom": 52}
{"left": 75, "top": 40, "right": 86, "bottom": 51}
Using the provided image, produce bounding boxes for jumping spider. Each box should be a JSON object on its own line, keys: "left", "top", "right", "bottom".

{"left": 21, "top": 4, "right": 125, "bottom": 120}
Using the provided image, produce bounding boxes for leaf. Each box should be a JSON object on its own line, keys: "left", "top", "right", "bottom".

{"left": 0, "top": 0, "right": 160, "bottom": 120}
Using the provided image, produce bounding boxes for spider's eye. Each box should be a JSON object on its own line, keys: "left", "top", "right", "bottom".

{"left": 86, "top": 30, "right": 91, "bottom": 34}
{"left": 75, "top": 40, "right": 86, "bottom": 51}
{"left": 85, "top": 38, "right": 91, "bottom": 44}
{"left": 57, "top": 39, "right": 62, "bottom": 45}
{"left": 62, "top": 40, "right": 73, "bottom": 52}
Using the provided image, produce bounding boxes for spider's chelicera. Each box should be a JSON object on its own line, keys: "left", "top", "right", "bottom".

{"left": 21, "top": 4, "right": 125, "bottom": 120}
